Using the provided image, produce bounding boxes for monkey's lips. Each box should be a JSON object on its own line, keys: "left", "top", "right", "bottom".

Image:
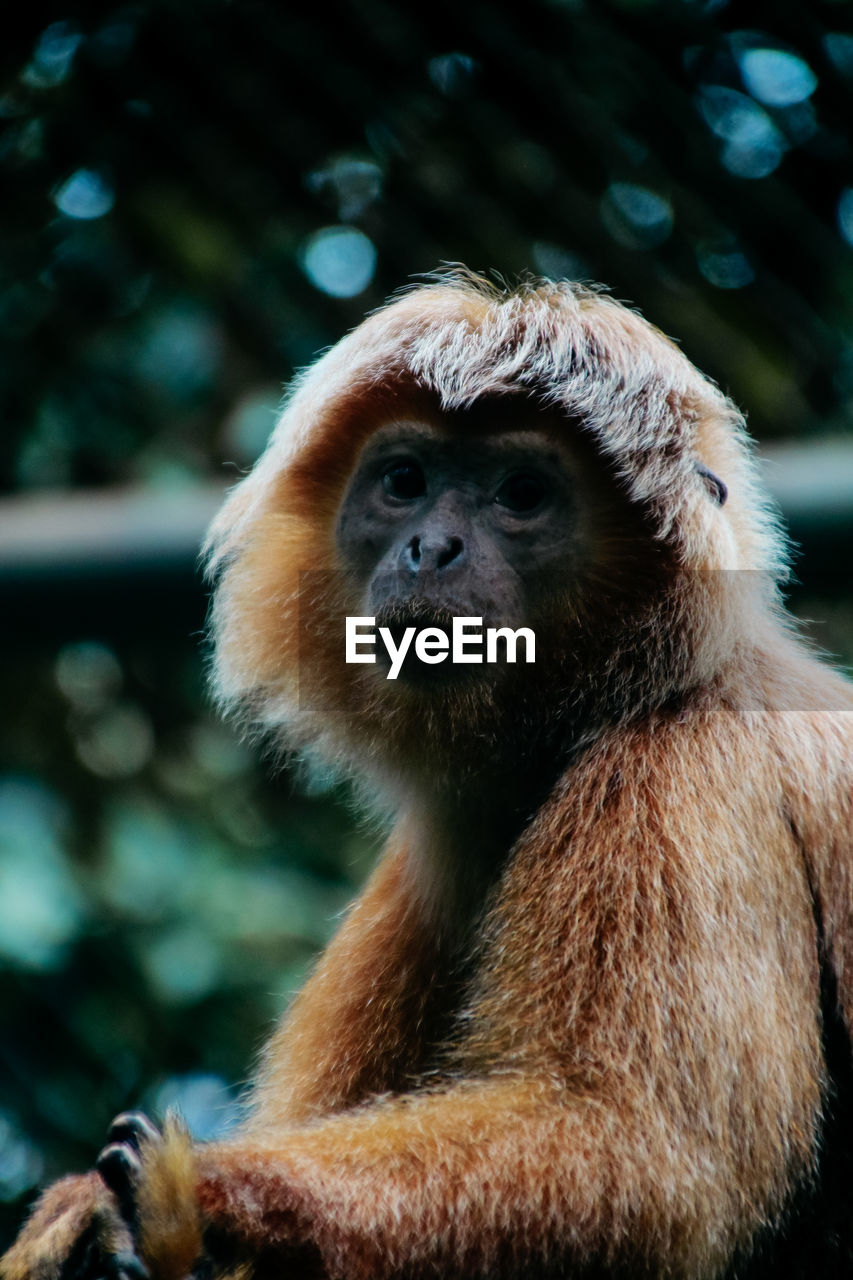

{"left": 375, "top": 596, "right": 455, "bottom": 637}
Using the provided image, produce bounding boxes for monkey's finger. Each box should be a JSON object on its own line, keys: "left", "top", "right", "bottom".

{"left": 106, "top": 1111, "right": 161, "bottom": 1151}
{"left": 96, "top": 1142, "right": 142, "bottom": 1213}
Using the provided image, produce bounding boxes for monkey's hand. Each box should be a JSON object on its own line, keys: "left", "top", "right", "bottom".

{"left": 1, "top": 1114, "right": 203, "bottom": 1280}
{"left": 94, "top": 1111, "right": 161, "bottom": 1278}
{"left": 96, "top": 1112, "right": 204, "bottom": 1280}
{"left": 0, "top": 1169, "right": 134, "bottom": 1280}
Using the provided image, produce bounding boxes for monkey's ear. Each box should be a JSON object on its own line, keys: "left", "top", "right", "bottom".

{"left": 695, "top": 463, "right": 728, "bottom": 506}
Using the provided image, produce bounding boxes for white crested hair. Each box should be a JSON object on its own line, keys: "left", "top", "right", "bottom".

{"left": 206, "top": 270, "right": 787, "bottom": 583}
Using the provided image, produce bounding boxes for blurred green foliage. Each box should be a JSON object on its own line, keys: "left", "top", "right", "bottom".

{"left": 1, "top": 0, "right": 852, "bottom": 1248}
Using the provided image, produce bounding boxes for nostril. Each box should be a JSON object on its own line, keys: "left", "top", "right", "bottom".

{"left": 437, "top": 537, "right": 463, "bottom": 570}
{"left": 408, "top": 536, "right": 421, "bottom": 565}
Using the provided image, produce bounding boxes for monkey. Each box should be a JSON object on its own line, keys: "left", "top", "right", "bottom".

{"left": 3, "top": 270, "right": 853, "bottom": 1280}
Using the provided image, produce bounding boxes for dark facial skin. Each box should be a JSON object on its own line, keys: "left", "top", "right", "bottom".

{"left": 336, "top": 413, "right": 603, "bottom": 677}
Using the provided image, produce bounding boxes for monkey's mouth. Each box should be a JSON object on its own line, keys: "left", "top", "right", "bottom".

{"left": 373, "top": 598, "right": 473, "bottom": 685}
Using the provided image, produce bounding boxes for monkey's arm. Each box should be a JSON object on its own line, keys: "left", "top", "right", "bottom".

{"left": 190, "top": 1064, "right": 742, "bottom": 1280}
{"left": 195, "top": 1078, "right": 711, "bottom": 1278}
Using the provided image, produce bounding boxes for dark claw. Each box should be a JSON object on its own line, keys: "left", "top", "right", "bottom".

{"left": 96, "top": 1143, "right": 141, "bottom": 1208}
{"left": 106, "top": 1111, "right": 161, "bottom": 1151}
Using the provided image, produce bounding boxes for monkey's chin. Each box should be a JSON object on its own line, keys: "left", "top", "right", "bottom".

{"left": 372, "top": 598, "right": 488, "bottom": 687}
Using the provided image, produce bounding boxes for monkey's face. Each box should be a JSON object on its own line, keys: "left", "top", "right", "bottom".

{"left": 207, "top": 277, "right": 765, "bottom": 781}
{"left": 335, "top": 411, "right": 615, "bottom": 685}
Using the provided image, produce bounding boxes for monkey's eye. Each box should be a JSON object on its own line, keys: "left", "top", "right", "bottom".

{"left": 382, "top": 459, "right": 426, "bottom": 500}
{"left": 494, "top": 472, "right": 546, "bottom": 513}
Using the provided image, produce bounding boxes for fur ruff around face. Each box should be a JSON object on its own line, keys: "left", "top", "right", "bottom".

{"left": 205, "top": 272, "right": 788, "bottom": 787}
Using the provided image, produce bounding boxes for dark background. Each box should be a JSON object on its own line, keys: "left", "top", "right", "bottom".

{"left": 2, "top": 0, "right": 852, "bottom": 1247}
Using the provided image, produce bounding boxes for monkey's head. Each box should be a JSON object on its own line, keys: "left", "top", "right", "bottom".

{"left": 206, "top": 271, "right": 786, "bottom": 792}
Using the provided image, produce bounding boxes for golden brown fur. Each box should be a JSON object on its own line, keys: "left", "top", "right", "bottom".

{"left": 4, "top": 272, "right": 852, "bottom": 1279}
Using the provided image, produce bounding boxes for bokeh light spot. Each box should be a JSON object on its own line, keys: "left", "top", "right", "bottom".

{"left": 532, "top": 242, "right": 590, "bottom": 281}
{"left": 306, "top": 157, "right": 383, "bottom": 221}
{"left": 0, "top": 1115, "right": 43, "bottom": 1201}
{"left": 427, "top": 52, "right": 479, "bottom": 96}
{"left": 150, "top": 1073, "right": 242, "bottom": 1140}
{"left": 135, "top": 303, "right": 223, "bottom": 401}
{"left": 738, "top": 48, "right": 817, "bottom": 108}
{"left": 824, "top": 33, "right": 853, "bottom": 78}
{"left": 698, "top": 87, "right": 785, "bottom": 178}
{"left": 696, "top": 244, "right": 755, "bottom": 289}
{"left": 55, "top": 641, "right": 122, "bottom": 711}
{"left": 300, "top": 226, "right": 377, "bottom": 298}
{"left": 600, "top": 183, "right": 673, "bottom": 250}
{"left": 24, "top": 21, "right": 82, "bottom": 88}
{"left": 0, "top": 779, "right": 82, "bottom": 970}
{"left": 101, "top": 799, "right": 194, "bottom": 919}
{"left": 74, "top": 704, "right": 154, "bottom": 778}
{"left": 53, "top": 169, "right": 115, "bottom": 220}
{"left": 141, "top": 926, "right": 222, "bottom": 1003}
{"left": 838, "top": 189, "right": 853, "bottom": 247}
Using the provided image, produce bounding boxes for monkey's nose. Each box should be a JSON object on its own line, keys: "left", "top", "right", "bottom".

{"left": 401, "top": 534, "right": 465, "bottom": 573}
